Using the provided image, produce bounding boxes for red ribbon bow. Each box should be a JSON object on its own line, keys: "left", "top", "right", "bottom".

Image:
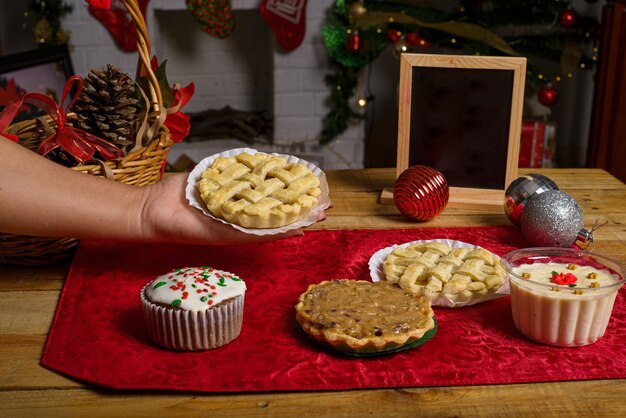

{"left": 0, "top": 75, "right": 124, "bottom": 164}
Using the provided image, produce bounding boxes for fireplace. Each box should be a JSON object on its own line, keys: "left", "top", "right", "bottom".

{"left": 146, "top": 0, "right": 365, "bottom": 169}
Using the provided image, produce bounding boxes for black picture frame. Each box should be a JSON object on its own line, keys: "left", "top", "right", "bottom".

{"left": 0, "top": 44, "right": 74, "bottom": 122}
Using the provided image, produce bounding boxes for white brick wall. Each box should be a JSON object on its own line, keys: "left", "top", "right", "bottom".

{"left": 61, "top": 0, "right": 365, "bottom": 169}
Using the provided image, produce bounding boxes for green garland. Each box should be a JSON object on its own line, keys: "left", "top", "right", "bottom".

{"left": 320, "top": 67, "right": 364, "bottom": 144}
{"left": 319, "top": 0, "right": 599, "bottom": 144}
{"left": 27, "top": 0, "right": 73, "bottom": 47}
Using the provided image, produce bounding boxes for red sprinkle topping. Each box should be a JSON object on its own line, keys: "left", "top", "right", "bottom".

{"left": 551, "top": 272, "right": 578, "bottom": 286}
{"left": 182, "top": 292, "right": 189, "bottom": 299}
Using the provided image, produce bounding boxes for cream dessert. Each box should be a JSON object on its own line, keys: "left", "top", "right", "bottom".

{"left": 506, "top": 257, "right": 623, "bottom": 347}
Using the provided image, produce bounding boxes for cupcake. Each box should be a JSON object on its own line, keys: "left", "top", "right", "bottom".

{"left": 141, "top": 266, "right": 246, "bottom": 351}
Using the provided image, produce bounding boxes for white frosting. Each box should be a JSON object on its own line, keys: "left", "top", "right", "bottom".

{"left": 145, "top": 267, "right": 246, "bottom": 312}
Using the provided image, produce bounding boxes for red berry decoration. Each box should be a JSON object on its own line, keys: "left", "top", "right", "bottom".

{"left": 345, "top": 31, "right": 363, "bottom": 53}
{"left": 538, "top": 85, "right": 559, "bottom": 107}
{"left": 560, "top": 10, "right": 577, "bottom": 28}
{"left": 393, "top": 165, "right": 449, "bottom": 221}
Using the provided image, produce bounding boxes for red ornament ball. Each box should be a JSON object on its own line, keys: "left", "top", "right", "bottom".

{"left": 393, "top": 165, "right": 449, "bottom": 221}
{"left": 538, "top": 85, "right": 559, "bottom": 106}
{"left": 417, "top": 37, "right": 431, "bottom": 50}
{"left": 345, "top": 31, "right": 363, "bottom": 53}
{"left": 560, "top": 10, "right": 577, "bottom": 28}
{"left": 405, "top": 31, "right": 421, "bottom": 46}
{"left": 387, "top": 28, "right": 401, "bottom": 43}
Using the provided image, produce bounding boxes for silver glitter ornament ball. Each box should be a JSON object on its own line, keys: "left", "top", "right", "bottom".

{"left": 520, "top": 190, "right": 584, "bottom": 247}
{"left": 504, "top": 174, "right": 559, "bottom": 226}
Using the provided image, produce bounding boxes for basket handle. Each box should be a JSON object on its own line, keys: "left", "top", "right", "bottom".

{"left": 122, "top": 0, "right": 163, "bottom": 113}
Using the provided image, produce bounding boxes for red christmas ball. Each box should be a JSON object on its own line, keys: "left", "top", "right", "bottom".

{"left": 346, "top": 31, "right": 363, "bottom": 53}
{"left": 560, "top": 10, "right": 577, "bottom": 28}
{"left": 393, "top": 165, "right": 449, "bottom": 221}
{"left": 417, "top": 37, "right": 431, "bottom": 50}
{"left": 405, "top": 31, "right": 421, "bottom": 46}
{"left": 387, "top": 28, "right": 401, "bottom": 43}
{"left": 538, "top": 85, "right": 559, "bottom": 106}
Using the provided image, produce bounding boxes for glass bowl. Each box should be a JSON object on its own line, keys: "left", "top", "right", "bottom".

{"left": 501, "top": 247, "right": 624, "bottom": 347}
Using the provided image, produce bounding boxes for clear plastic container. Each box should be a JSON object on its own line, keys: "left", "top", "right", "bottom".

{"left": 501, "top": 247, "right": 624, "bottom": 347}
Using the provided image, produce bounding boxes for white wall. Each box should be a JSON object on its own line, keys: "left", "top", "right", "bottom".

{"left": 59, "top": 0, "right": 365, "bottom": 170}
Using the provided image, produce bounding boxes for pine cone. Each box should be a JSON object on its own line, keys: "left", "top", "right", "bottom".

{"left": 70, "top": 64, "right": 138, "bottom": 155}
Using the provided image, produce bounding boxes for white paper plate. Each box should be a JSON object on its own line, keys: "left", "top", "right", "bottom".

{"left": 369, "top": 239, "right": 509, "bottom": 307}
{"left": 186, "top": 148, "right": 332, "bottom": 236}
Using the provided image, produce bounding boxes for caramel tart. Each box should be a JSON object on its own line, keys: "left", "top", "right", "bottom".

{"left": 295, "top": 280, "right": 435, "bottom": 354}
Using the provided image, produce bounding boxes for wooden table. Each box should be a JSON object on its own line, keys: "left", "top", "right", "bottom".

{"left": 1, "top": 168, "right": 626, "bottom": 417}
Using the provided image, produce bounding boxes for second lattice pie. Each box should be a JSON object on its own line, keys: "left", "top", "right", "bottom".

{"left": 383, "top": 241, "right": 505, "bottom": 304}
{"left": 196, "top": 152, "right": 322, "bottom": 228}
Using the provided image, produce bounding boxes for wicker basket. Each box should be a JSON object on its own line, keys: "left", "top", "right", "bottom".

{"left": 0, "top": 0, "right": 172, "bottom": 266}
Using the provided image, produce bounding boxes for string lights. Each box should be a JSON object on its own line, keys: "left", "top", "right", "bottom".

{"left": 319, "top": 0, "right": 600, "bottom": 144}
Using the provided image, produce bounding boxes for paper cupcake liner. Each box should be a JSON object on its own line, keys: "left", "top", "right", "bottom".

{"left": 369, "top": 239, "right": 509, "bottom": 308}
{"left": 141, "top": 285, "right": 245, "bottom": 351}
{"left": 186, "top": 147, "right": 332, "bottom": 236}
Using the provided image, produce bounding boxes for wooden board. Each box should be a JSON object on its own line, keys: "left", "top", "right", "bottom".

{"left": 392, "top": 54, "right": 527, "bottom": 209}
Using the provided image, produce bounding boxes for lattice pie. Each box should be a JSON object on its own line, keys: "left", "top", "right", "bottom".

{"left": 196, "top": 152, "right": 321, "bottom": 228}
{"left": 382, "top": 241, "right": 505, "bottom": 303}
{"left": 295, "top": 280, "right": 435, "bottom": 354}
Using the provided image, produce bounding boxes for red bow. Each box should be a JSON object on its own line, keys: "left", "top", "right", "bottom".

{"left": 0, "top": 75, "right": 124, "bottom": 163}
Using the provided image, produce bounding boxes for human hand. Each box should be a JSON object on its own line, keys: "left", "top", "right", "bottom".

{"left": 140, "top": 174, "right": 325, "bottom": 245}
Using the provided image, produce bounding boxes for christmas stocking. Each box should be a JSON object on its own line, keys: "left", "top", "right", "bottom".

{"left": 88, "top": 0, "right": 149, "bottom": 52}
{"left": 186, "top": 0, "right": 235, "bottom": 39}
{"left": 261, "top": 0, "right": 308, "bottom": 51}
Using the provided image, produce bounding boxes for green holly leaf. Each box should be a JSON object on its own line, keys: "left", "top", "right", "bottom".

{"left": 152, "top": 59, "right": 175, "bottom": 108}
{"left": 134, "top": 59, "right": 175, "bottom": 109}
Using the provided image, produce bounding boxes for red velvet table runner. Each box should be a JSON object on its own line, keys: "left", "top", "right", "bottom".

{"left": 41, "top": 226, "right": 626, "bottom": 392}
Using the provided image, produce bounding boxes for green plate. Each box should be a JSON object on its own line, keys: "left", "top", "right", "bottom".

{"left": 294, "top": 317, "right": 438, "bottom": 357}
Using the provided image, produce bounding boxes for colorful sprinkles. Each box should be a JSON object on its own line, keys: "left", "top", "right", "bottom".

{"left": 146, "top": 266, "right": 246, "bottom": 311}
